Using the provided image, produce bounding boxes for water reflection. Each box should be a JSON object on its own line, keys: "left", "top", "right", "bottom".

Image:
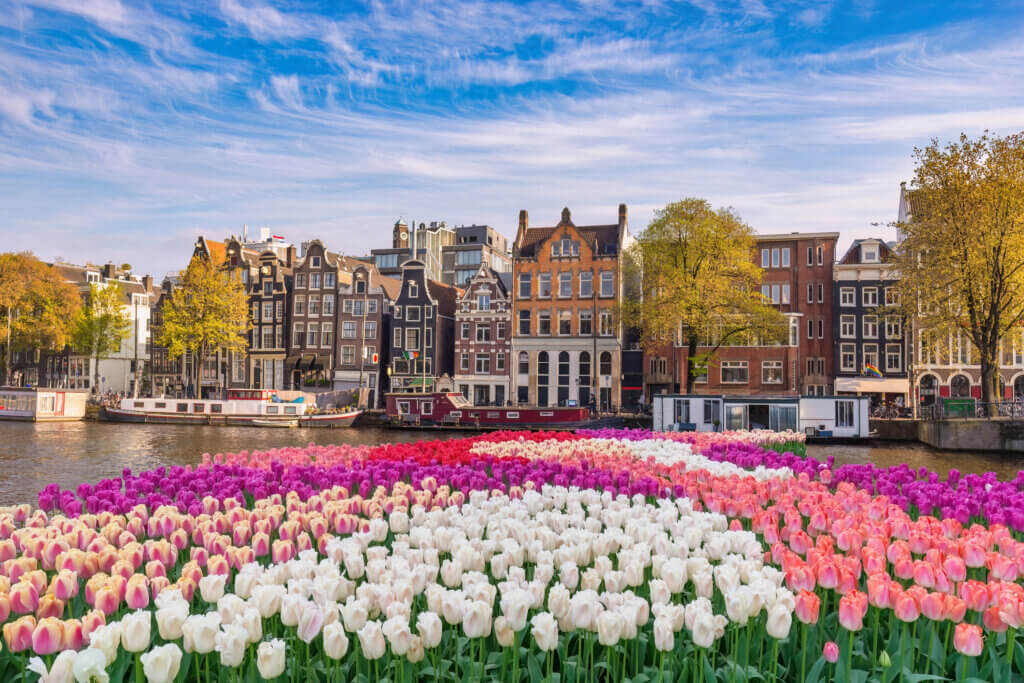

{"left": 0, "top": 423, "right": 1021, "bottom": 507}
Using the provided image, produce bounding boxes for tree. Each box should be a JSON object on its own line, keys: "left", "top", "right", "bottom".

{"left": 158, "top": 255, "right": 249, "bottom": 394}
{"left": 894, "top": 132, "right": 1024, "bottom": 411}
{"left": 72, "top": 281, "right": 132, "bottom": 392}
{"left": 622, "top": 198, "right": 787, "bottom": 394}
{"left": 0, "top": 252, "right": 80, "bottom": 382}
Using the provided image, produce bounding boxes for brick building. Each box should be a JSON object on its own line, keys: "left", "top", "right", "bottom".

{"left": 248, "top": 250, "right": 293, "bottom": 390}
{"left": 334, "top": 259, "right": 401, "bottom": 407}
{"left": 512, "top": 205, "right": 632, "bottom": 411}
{"left": 644, "top": 231, "right": 838, "bottom": 399}
{"left": 387, "top": 260, "right": 458, "bottom": 392}
{"left": 453, "top": 264, "right": 513, "bottom": 405}
{"left": 288, "top": 240, "right": 341, "bottom": 389}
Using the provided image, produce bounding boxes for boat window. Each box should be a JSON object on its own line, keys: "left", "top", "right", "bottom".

{"left": 155, "top": 402, "right": 166, "bottom": 409}
{"left": 267, "top": 406, "right": 279, "bottom": 414}
{"left": 210, "top": 404, "right": 223, "bottom": 414}
{"left": 193, "top": 403, "right": 205, "bottom": 413}
{"left": 421, "top": 401, "right": 433, "bottom": 415}
{"left": 177, "top": 403, "right": 188, "bottom": 413}
{"left": 540, "top": 411, "right": 554, "bottom": 417}
{"left": 397, "top": 401, "right": 410, "bottom": 414}
{"left": 507, "top": 411, "right": 519, "bottom": 419}
{"left": 284, "top": 406, "right": 297, "bottom": 415}
{"left": 134, "top": 401, "right": 146, "bottom": 408}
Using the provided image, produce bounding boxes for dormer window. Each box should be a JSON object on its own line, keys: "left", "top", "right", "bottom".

{"left": 408, "top": 281, "right": 418, "bottom": 298}
{"left": 311, "top": 256, "right": 321, "bottom": 268}
{"left": 355, "top": 279, "right": 366, "bottom": 293}
{"left": 862, "top": 245, "right": 879, "bottom": 263}
{"left": 87, "top": 272, "right": 100, "bottom": 283}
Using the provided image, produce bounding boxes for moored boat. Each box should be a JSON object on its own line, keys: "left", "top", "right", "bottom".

{"left": 385, "top": 391, "right": 623, "bottom": 430}
{"left": 104, "top": 389, "right": 361, "bottom": 428}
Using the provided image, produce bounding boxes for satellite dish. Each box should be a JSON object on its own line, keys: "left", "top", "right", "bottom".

{"left": 400, "top": 232, "right": 408, "bottom": 241}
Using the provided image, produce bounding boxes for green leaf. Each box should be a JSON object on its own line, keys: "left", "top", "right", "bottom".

{"left": 528, "top": 653, "right": 543, "bottom": 683}
{"left": 805, "top": 656, "right": 827, "bottom": 683}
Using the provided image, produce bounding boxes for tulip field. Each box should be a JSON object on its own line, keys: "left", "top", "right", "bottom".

{"left": 1, "top": 429, "right": 1023, "bottom": 682}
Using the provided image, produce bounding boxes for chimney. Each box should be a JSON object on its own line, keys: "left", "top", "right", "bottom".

{"left": 518, "top": 210, "right": 528, "bottom": 232}
{"left": 142, "top": 275, "right": 152, "bottom": 292}
{"left": 618, "top": 203, "right": 627, "bottom": 229}
{"left": 102, "top": 262, "right": 116, "bottom": 280}
{"left": 243, "top": 224, "right": 248, "bottom": 242}
{"left": 286, "top": 245, "right": 296, "bottom": 267}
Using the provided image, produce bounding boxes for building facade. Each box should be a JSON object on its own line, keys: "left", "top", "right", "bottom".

{"left": 334, "top": 260, "right": 401, "bottom": 407}
{"left": 387, "top": 260, "right": 457, "bottom": 392}
{"left": 288, "top": 240, "right": 340, "bottom": 389}
{"left": 832, "top": 239, "right": 909, "bottom": 402}
{"left": 372, "top": 220, "right": 455, "bottom": 282}
{"left": 512, "top": 205, "right": 631, "bottom": 411}
{"left": 442, "top": 225, "right": 512, "bottom": 286}
{"left": 643, "top": 231, "right": 838, "bottom": 400}
{"left": 453, "top": 265, "right": 513, "bottom": 405}
{"left": 247, "top": 251, "right": 293, "bottom": 390}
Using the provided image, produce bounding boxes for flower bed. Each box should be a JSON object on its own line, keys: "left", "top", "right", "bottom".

{"left": 3, "top": 431, "right": 1022, "bottom": 682}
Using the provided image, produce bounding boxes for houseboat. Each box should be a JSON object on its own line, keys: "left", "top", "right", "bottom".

{"left": 0, "top": 387, "right": 88, "bottom": 422}
{"left": 104, "top": 389, "right": 361, "bottom": 428}
{"left": 652, "top": 394, "right": 871, "bottom": 439}
{"left": 385, "top": 391, "right": 624, "bottom": 430}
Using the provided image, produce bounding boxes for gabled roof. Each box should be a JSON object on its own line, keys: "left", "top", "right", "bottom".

{"left": 458, "top": 265, "right": 509, "bottom": 301}
{"left": 427, "top": 279, "right": 462, "bottom": 312}
{"left": 837, "top": 238, "right": 895, "bottom": 265}
{"left": 515, "top": 206, "right": 625, "bottom": 259}
{"left": 196, "top": 236, "right": 227, "bottom": 264}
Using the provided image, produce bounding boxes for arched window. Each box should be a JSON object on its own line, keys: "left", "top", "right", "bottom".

{"left": 600, "top": 351, "right": 612, "bottom": 376}
{"left": 919, "top": 374, "right": 937, "bottom": 407}
{"left": 950, "top": 374, "right": 971, "bottom": 398}
{"left": 557, "top": 351, "right": 570, "bottom": 404}
{"left": 518, "top": 351, "right": 529, "bottom": 375}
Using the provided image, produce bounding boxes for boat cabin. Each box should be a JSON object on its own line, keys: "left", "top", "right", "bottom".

{"left": 386, "top": 391, "right": 591, "bottom": 427}
{"left": 0, "top": 387, "right": 88, "bottom": 422}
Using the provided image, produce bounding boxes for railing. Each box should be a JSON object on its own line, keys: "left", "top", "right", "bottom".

{"left": 921, "top": 400, "right": 1024, "bottom": 420}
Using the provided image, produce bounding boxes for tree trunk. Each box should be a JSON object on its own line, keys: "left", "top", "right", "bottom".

{"left": 685, "top": 335, "right": 698, "bottom": 395}
{"left": 979, "top": 350, "right": 1000, "bottom": 417}
{"left": 93, "top": 350, "right": 100, "bottom": 395}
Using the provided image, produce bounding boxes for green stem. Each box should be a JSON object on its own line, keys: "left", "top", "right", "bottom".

{"left": 547, "top": 649, "right": 553, "bottom": 683}
{"left": 135, "top": 652, "right": 143, "bottom": 683}
{"left": 1008, "top": 627, "right": 1017, "bottom": 673}
{"left": 659, "top": 651, "right": 665, "bottom": 683}
{"left": 847, "top": 629, "right": 854, "bottom": 683}
{"left": 871, "top": 608, "right": 879, "bottom": 676}
{"left": 900, "top": 623, "right": 907, "bottom": 683}
{"left": 801, "top": 624, "right": 808, "bottom": 683}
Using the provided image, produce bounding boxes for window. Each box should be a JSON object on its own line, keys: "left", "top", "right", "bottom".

{"left": 460, "top": 352, "right": 470, "bottom": 371}
{"left": 781, "top": 285, "right": 790, "bottom": 304}
{"left": 579, "top": 311, "right": 593, "bottom": 335}
{"left": 538, "top": 312, "right": 551, "bottom": 335}
{"left": 364, "top": 346, "right": 374, "bottom": 362}
{"left": 781, "top": 248, "right": 790, "bottom": 267}
{"left": 406, "top": 306, "right": 420, "bottom": 322}
{"left": 309, "top": 295, "right": 320, "bottom": 315}
{"left": 310, "top": 273, "right": 321, "bottom": 289}
{"left": 836, "top": 400, "right": 854, "bottom": 427}
{"left": 461, "top": 322, "right": 470, "bottom": 340}
{"left": 425, "top": 328, "right": 432, "bottom": 348}
{"left": 262, "top": 327, "right": 274, "bottom": 349}
{"left": 261, "top": 302, "right": 272, "bottom": 321}
{"left": 408, "top": 281, "right": 418, "bottom": 298}
{"left": 496, "top": 352, "right": 505, "bottom": 371}
{"left": 863, "top": 287, "right": 878, "bottom": 307}
{"left": 456, "top": 250, "right": 481, "bottom": 266}
{"left": 477, "top": 294, "right": 490, "bottom": 310}
{"left": 342, "top": 299, "right": 352, "bottom": 314}
{"left": 352, "top": 300, "right": 364, "bottom": 316}
{"left": 538, "top": 274, "right": 551, "bottom": 298}
{"left": 311, "top": 256, "right": 321, "bottom": 268}
{"left": 817, "top": 246, "right": 823, "bottom": 266}
{"left": 325, "top": 272, "right": 336, "bottom": 288}
{"left": 600, "top": 272, "right": 614, "bottom": 297}
{"left": 770, "top": 285, "right": 780, "bottom": 304}
{"left": 885, "top": 287, "right": 899, "bottom": 306}
{"left": 518, "top": 273, "right": 531, "bottom": 298}
{"left": 557, "top": 272, "right": 571, "bottom": 298}
{"left": 863, "top": 315, "right": 878, "bottom": 338}
{"left": 599, "top": 310, "right": 613, "bottom": 336}
{"left": 762, "top": 361, "right": 783, "bottom": 384}
{"left": 355, "top": 279, "right": 365, "bottom": 293}
{"left": 276, "top": 325, "right": 283, "bottom": 348}
{"left": 342, "top": 321, "right": 356, "bottom": 339}
{"left": 476, "top": 325, "right": 491, "bottom": 342}
{"left": 599, "top": 352, "right": 612, "bottom": 376}
{"left": 840, "top": 288, "right": 855, "bottom": 306}
{"left": 761, "top": 249, "right": 770, "bottom": 268}
{"left": 393, "top": 328, "right": 401, "bottom": 348}
{"left": 294, "top": 296, "right": 305, "bottom": 316}
{"left": 863, "top": 343, "right": 878, "bottom": 369}
{"left": 721, "top": 361, "right": 748, "bottom": 383}
{"left": 840, "top": 343, "right": 856, "bottom": 372}
{"left": 496, "top": 321, "right": 505, "bottom": 339}
{"left": 807, "top": 319, "right": 813, "bottom": 340}
{"left": 761, "top": 285, "right": 770, "bottom": 302}
{"left": 840, "top": 315, "right": 855, "bottom": 338}
{"left": 518, "top": 352, "right": 529, "bottom": 375}
{"left": 579, "top": 272, "right": 593, "bottom": 297}
{"left": 817, "top": 283, "right": 823, "bottom": 303}
{"left": 232, "top": 354, "right": 245, "bottom": 382}
{"left": 275, "top": 300, "right": 284, "bottom": 320}
{"left": 807, "top": 283, "right": 813, "bottom": 304}
{"left": 475, "top": 354, "right": 490, "bottom": 374}
{"left": 771, "top": 248, "right": 780, "bottom": 268}
{"left": 789, "top": 317, "right": 798, "bottom": 346}
{"left": 519, "top": 310, "right": 530, "bottom": 335}
{"left": 323, "top": 295, "right": 335, "bottom": 315}
{"left": 295, "top": 273, "right": 307, "bottom": 288}
{"left": 368, "top": 300, "right": 378, "bottom": 314}
{"left": 375, "top": 253, "right": 398, "bottom": 269}
{"left": 558, "top": 311, "right": 571, "bottom": 335}
{"left": 886, "top": 316, "right": 901, "bottom": 339}
{"left": 342, "top": 346, "right": 354, "bottom": 365}
{"left": 364, "top": 321, "right": 377, "bottom": 339}
{"left": 307, "top": 326, "right": 319, "bottom": 347}
{"left": 263, "top": 281, "right": 273, "bottom": 296}
{"left": 394, "top": 305, "right": 402, "bottom": 319}
{"left": 807, "top": 247, "right": 813, "bottom": 266}
{"left": 293, "top": 324, "right": 304, "bottom": 347}
{"left": 405, "top": 328, "right": 420, "bottom": 351}
{"left": 817, "top": 319, "right": 823, "bottom": 339}
{"left": 886, "top": 344, "right": 902, "bottom": 372}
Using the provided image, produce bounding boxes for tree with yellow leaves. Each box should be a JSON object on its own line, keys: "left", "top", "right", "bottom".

{"left": 158, "top": 255, "right": 250, "bottom": 394}
{"left": 622, "top": 198, "right": 786, "bottom": 394}
{"left": 894, "top": 132, "right": 1024, "bottom": 412}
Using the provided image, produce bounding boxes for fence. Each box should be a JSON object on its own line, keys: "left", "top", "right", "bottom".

{"left": 922, "top": 399, "right": 1024, "bottom": 420}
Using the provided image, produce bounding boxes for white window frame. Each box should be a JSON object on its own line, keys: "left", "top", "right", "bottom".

{"left": 886, "top": 344, "right": 902, "bottom": 372}
{"left": 721, "top": 361, "right": 748, "bottom": 384}
{"left": 863, "top": 315, "right": 878, "bottom": 339}
{"left": 840, "top": 315, "right": 855, "bottom": 338}
{"left": 862, "top": 287, "right": 878, "bottom": 307}
{"left": 840, "top": 287, "right": 855, "bottom": 306}
{"left": 840, "top": 343, "right": 856, "bottom": 372}
{"left": 761, "top": 360, "right": 783, "bottom": 384}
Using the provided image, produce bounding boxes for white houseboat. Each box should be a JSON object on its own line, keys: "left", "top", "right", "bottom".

{"left": 652, "top": 394, "right": 871, "bottom": 439}
{"left": 104, "top": 389, "right": 361, "bottom": 428}
{"left": 0, "top": 387, "right": 88, "bottom": 422}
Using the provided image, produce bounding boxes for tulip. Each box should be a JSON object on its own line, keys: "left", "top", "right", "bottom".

{"left": 93, "top": 586, "right": 119, "bottom": 616}
{"left": 357, "top": 621, "right": 387, "bottom": 659}
{"left": 50, "top": 569, "right": 79, "bottom": 601}
{"left": 11, "top": 580, "right": 39, "bottom": 614}
{"left": 198, "top": 574, "right": 227, "bottom": 603}
{"left": 35, "top": 593, "right": 64, "bottom": 620}
{"left": 3, "top": 614, "right": 35, "bottom": 652}
{"left": 182, "top": 613, "right": 221, "bottom": 654}
{"left": 215, "top": 623, "right": 248, "bottom": 667}
{"left": 155, "top": 599, "right": 189, "bottom": 640}
{"left": 530, "top": 612, "right": 559, "bottom": 651}
{"left": 953, "top": 623, "right": 984, "bottom": 657}
{"left": 298, "top": 602, "right": 326, "bottom": 644}
{"left": 838, "top": 591, "right": 867, "bottom": 631}
{"left": 597, "top": 610, "right": 624, "bottom": 647}
{"left": 125, "top": 574, "right": 149, "bottom": 610}
{"left": 31, "top": 616, "right": 64, "bottom": 655}
{"left": 823, "top": 641, "right": 840, "bottom": 663}
{"left": 257, "top": 639, "right": 287, "bottom": 679}
{"left": 140, "top": 643, "right": 183, "bottom": 683}
{"left": 794, "top": 590, "right": 820, "bottom": 625}
{"left": 323, "top": 621, "right": 350, "bottom": 659}
{"left": 61, "top": 618, "right": 85, "bottom": 651}
{"left": 765, "top": 602, "right": 792, "bottom": 639}
{"left": 71, "top": 647, "right": 108, "bottom": 683}
{"left": 416, "top": 611, "right": 443, "bottom": 649}
{"left": 121, "top": 609, "right": 152, "bottom": 653}
{"left": 28, "top": 649, "right": 77, "bottom": 683}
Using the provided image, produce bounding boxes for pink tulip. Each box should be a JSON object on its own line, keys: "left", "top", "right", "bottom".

{"left": 125, "top": 574, "right": 150, "bottom": 610}
{"left": 10, "top": 581, "right": 39, "bottom": 615}
{"left": 31, "top": 616, "right": 63, "bottom": 655}
{"left": 953, "top": 623, "right": 984, "bottom": 657}
{"left": 35, "top": 594, "right": 64, "bottom": 619}
{"left": 794, "top": 590, "right": 820, "bottom": 625}
{"left": 837, "top": 591, "right": 867, "bottom": 631}
{"left": 61, "top": 618, "right": 84, "bottom": 650}
{"left": 3, "top": 615, "right": 35, "bottom": 652}
{"left": 823, "top": 641, "right": 839, "bottom": 663}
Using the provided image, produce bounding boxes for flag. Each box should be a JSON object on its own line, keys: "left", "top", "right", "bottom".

{"left": 271, "top": 234, "right": 285, "bottom": 240}
{"left": 864, "top": 364, "right": 883, "bottom": 378}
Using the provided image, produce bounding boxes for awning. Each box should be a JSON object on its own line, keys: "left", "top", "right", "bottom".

{"left": 835, "top": 377, "right": 909, "bottom": 394}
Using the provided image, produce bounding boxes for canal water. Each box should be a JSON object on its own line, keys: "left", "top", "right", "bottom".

{"left": 0, "top": 422, "right": 1021, "bottom": 507}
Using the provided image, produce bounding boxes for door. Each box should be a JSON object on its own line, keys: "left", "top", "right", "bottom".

{"left": 494, "top": 385, "right": 505, "bottom": 407}
{"left": 726, "top": 405, "right": 747, "bottom": 430}
{"left": 474, "top": 385, "right": 490, "bottom": 406}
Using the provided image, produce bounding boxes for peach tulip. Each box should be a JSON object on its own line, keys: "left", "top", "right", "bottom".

{"left": 81, "top": 609, "right": 106, "bottom": 639}
{"left": 953, "top": 623, "right": 984, "bottom": 657}
{"left": 31, "top": 616, "right": 64, "bottom": 655}
{"left": 125, "top": 574, "right": 150, "bottom": 610}
{"left": 61, "top": 617, "right": 85, "bottom": 650}
{"left": 94, "top": 585, "right": 120, "bottom": 616}
{"left": 35, "top": 594, "right": 64, "bottom": 619}
{"left": 10, "top": 580, "right": 39, "bottom": 615}
{"left": 3, "top": 615, "right": 35, "bottom": 652}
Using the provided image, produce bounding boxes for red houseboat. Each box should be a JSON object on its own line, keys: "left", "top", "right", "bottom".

{"left": 385, "top": 391, "right": 622, "bottom": 429}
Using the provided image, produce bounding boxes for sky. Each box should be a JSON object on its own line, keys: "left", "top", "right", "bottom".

{"left": 1, "top": 1, "right": 1023, "bottom": 279}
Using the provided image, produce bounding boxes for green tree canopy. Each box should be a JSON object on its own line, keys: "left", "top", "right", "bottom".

{"left": 72, "top": 281, "right": 132, "bottom": 391}
{"left": 158, "top": 255, "right": 250, "bottom": 391}
{"left": 894, "top": 131, "right": 1024, "bottom": 409}
{"left": 622, "top": 198, "right": 786, "bottom": 394}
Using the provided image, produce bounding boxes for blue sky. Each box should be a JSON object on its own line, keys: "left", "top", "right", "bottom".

{"left": 2, "top": 1, "right": 1023, "bottom": 278}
